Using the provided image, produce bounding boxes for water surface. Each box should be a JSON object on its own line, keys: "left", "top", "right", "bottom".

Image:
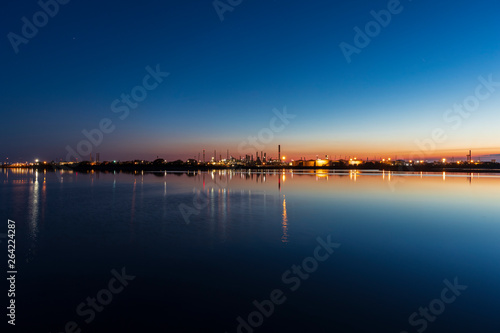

{"left": 1, "top": 168, "right": 499, "bottom": 332}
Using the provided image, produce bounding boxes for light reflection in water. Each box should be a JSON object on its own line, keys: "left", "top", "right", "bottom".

{"left": 27, "top": 169, "right": 45, "bottom": 262}
{"left": 220, "top": 187, "right": 227, "bottom": 241}
{"left": 131, "top": 179, "right": 136, "bottom": 224}
{"left": 281, "top": 195, "right": 288, "bottom": 243}
{"left": 29, "top": 170, "right": 40, "bottom": 239}
{"left": 5, "top": 169, "right": 500, "bottom": 251}
{"left": 349, "top": 170, "right": 358, "bottom": 182}
{"left": 315, "top": 170, "right": 329, "bottom": 181}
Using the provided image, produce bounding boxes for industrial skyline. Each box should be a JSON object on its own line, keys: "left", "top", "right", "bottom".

{"left": 2, "top": 145, "right": 497, "bottom": 167}
{"left": 3, "top": 1, "right": 500, "bottom": 163}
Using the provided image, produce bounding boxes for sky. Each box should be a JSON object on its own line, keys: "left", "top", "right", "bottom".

{"left": 1, "top": 0, "right": 500, "bottom": 162}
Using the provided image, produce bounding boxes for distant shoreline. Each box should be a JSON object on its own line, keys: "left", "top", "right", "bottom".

{"left": 2, "top": 164, "right": 500, "bottom": 174}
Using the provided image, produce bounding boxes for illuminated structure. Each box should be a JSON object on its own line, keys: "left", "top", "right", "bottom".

{"left": 291, "top": 158, "right": 330, "bottom": 167}
{"left": 349, "top": 158, "right": 362, "bottom": 166}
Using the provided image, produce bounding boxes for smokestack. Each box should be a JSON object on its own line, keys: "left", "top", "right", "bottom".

{"left": 278, "top": 145, "right": 281, "bottom": 161}
{"left": 203, "top": 149, "right": 205, "bottom": 163}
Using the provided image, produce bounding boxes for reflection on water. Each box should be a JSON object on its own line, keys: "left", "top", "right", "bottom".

{"left": 26, "top": 169, "right": 46, "bottom": 262}
{"left": 2, "top": 168, "right": 500, "bottom": 332}
{"left": 349, "top": 169, "right": 357, "bottom": 181}
{"left": 131, "top": 179, "right": 136, "bottom": 224}
{"left": 28, "top": 170, "right": 40, "bottom": 237}
{"left": 3, "top": 167, "right": 500, "bottom": 252}
{"left": 281, "top": 195, "right": 288, "bottom": 243}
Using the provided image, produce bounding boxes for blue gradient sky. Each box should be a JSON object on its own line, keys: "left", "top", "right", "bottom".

{"left": 2, "top": 0, "right": 500, "bottom": 162}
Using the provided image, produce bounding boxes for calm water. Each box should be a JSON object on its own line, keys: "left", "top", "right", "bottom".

{"left": 1, "top": 168, "right": 500, "bottom": 332}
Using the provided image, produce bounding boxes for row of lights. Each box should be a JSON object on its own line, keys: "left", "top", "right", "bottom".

{"left": 12, "top": 157, "right": 481, "bottom": 165}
